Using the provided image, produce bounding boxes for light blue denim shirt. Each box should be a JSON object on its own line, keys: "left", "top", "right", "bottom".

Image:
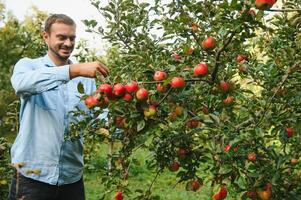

{"left": 10, "top": 54, "right": 100, "bottom": 185}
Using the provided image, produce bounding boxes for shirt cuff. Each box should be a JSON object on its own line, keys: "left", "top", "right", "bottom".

{"left": 55, "top": 65, "right": 70, "bottom": 82}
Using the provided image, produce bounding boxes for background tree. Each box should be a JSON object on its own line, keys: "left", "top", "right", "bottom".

{"left": 0, "top": 3, "right": 47, "bottom": 198}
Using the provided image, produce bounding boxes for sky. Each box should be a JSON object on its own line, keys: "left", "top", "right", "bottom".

{"left": 4, "top": 0, "right": 109, "bottom": 54}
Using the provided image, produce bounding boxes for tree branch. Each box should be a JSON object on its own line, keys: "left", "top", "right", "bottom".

{"left": 268, "top": 9, "right": 301, "bottom": 12}
{"left": 211, "top": 31, "right": 237, "bottom": 82}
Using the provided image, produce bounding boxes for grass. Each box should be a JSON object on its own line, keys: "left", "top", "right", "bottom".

{"left": 83, "top": 144, "right": 211, "bottom": 200}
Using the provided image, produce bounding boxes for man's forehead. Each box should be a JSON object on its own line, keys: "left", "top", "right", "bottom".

{"left": 50, "top": 22, "right": 76, "bottom": 33}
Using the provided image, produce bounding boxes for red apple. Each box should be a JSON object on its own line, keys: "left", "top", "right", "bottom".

{"left": 113, "top": 83, "right": 126, "bottom": 96}
{"left": 202, "top": 105, "right": 209, "bottom": 114}
{"left": 177, "top": 148, "right": 187, "bottom": 158}
{"left": 202, "top": 36, "right": 216, "bottom": 50}
{"left": 247, "top": 152, "right": 256, "bottom": 161}
{"left": 115, "top": 116, "right": 126, "bottom": 128}
{"left": 84, "top": 95, "right": 99, "bottom": 108}
{"left": 255, "top": 0, "right": 276, "bottom": 10}
{"left": 257, "top": 190, "right": 272, "bottom": 200}
{"left": 194, "top": 63, "right": 208, "bottom": 76}
{"left": 263, "top": 183, "right": 272, "bottom": 191}
{"left": 291, "top": 158, "right": 299, "bottom": 165}
{"left": 98, "top": 83, "right": 113, "bottom": 94}
{"left": 236, "top": 54, "right": 247, "bottom": 63}
{"left": 169, "top": 161, "right": 180, "bottom": 172}
{"left": 187, "top": 47, "right": 193, "bottom": 55}
{"left": 136, "top": 88, "right": 148, "bottom": 100}
{"left": 246, "top": 191, "right": 257, "bottom": 199}
{"left": 224, "top": 145, "right": 231, "bottom": 153}
{"left": 223, "top": 96, "right": 234, "bottom": 105}
{"left": 125, "top": 81, "right": 139, "bottom": 93}
{"left": 219, "top": 80, "right": 230, "bottom": 92}
{"left": 172, "top": 53, "right": 181, "bottom": 60}
{"left": 175, "top": 106, "right": 184, "bottom": 116}
{"left": 171, "top": 77, "right": 185, "bottom": 88}
{"left": 219, "top": 187, "right": 228, "bottom": 199}
{"left": 153, "top": 71, "right": 167, "bottom": 81}
{"left": 115, "top": 191, "right": 123, "bottom": 200}
{"left": 285, "top": 127, "right": 294, "bottom": 138}
{"left": 187, "top": 119, "right": 199, "bottom": 129}
{"left": 212, "top": 186, "right": 227, "bottom": 200}
{"left": 123, "top": 93, "right": 133, "bottom": 102}
{"left": 191, "top": 180, "right": 200, "bottom": 191}
{"left": 156, "top": 83, "right": 168, "bottom": 92}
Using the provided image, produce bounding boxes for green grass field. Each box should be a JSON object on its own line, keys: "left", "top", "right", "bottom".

{"left": 83, "top": 144, "right": 211, "bottom": 200}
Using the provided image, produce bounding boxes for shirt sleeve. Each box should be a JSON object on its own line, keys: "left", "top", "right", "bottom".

{"left": 11, "top": 58, "right": 70, "bottom": 97}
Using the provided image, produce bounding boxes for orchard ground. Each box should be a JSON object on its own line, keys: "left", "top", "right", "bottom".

{"left": 84, "top": 143, "right": 211, "bottom": 200}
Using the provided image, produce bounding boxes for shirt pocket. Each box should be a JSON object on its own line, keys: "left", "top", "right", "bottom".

{"left": 33, "top": 88, "right": 59, "bottom": 110}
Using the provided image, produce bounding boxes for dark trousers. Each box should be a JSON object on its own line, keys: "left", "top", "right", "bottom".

{"left": 8, "top": 171, "right": 85, "bottom": 200}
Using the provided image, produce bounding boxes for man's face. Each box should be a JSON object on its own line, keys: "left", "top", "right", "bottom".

{"left": 43, "top": 22, "right": 76, "bottom": 61}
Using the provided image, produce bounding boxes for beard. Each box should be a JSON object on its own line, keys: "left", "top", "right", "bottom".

{"left": 49, "top": 44, "right": 74, "bottom": 62}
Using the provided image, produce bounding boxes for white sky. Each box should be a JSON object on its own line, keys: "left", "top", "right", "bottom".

{"left": 4, "top": 0, "right": 109, "bottom": 54}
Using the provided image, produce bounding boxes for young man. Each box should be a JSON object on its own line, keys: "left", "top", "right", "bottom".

{"left": 8, "top": 14, "right": 108, "bottom": 200}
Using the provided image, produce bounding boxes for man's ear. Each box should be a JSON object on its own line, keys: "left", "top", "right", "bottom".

{"left": 42, "top": 31, "right": 49, "bottom": 43}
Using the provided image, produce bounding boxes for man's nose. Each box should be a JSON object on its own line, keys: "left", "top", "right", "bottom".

{"left": 64, "top": 38, "right": 73, "bottom": 47}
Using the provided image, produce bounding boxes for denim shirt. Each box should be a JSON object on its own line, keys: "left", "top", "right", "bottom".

{"left": 10, "top": 54, "right": 99, "bottom": 185}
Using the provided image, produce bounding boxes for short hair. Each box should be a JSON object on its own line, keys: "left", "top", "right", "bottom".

{"left": 44, "top": 14, "right": 76, "bottom": 33}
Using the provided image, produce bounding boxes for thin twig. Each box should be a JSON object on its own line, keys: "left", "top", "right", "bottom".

{"left": 158, "top": 87, "right": 173, "bottom": 105}
{"left": 172, "top": 178, "right": 182, "bottom": 189}
{"left": 146, "top": 169, "right": 161, "bottom": 197}
{"left": 138, "top": 78, "right": 211, "bottom": 85}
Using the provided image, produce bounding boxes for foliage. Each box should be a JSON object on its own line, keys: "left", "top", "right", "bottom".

{"left": 0, "top": 137, "right": 10, "bottom": 199}
{"left": 0, "top": 2, "right": 48, "bottom": 198}
{"left": 0, "top": 4, "right": 47, "bottom": 137}
{"left": 77, "top": 0, "right": 301, "bottom": 199}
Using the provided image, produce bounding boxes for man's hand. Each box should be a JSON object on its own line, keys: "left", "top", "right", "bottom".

{"left": 69, "top": 61, "right": 109, "bottom": 79}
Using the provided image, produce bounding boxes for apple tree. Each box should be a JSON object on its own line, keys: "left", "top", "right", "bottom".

{"left": 76, "top": 0, "right": 301, "bottom": 199}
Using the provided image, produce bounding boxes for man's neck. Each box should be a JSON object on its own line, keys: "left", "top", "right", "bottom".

{"left": 47, "top": 52, "right": 69, "bottom": 66}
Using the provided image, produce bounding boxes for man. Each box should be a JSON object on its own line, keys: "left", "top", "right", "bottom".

{"left": 8, "top": 14, "right": 108, "bottom": 200}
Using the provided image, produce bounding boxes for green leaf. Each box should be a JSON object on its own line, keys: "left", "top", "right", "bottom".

{"left": 219, "top": 165, "right": 232, "bottom": 175}
{"left": 137, "top": 120, "right": 145, "bottom": 132}
{"left": 209, "top": 114, "right": 220, "bottom": 124}
{"left": 77, "top": 82, "right": 85, "bottom": 94}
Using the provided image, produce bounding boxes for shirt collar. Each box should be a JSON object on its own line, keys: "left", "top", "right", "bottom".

{"left": 43, "top": 54, "right": 73, "bottom": 67}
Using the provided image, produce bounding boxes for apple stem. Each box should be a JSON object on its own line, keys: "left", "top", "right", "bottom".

{"left": 268, "top": 9, "right": 301, "bottom": 12}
